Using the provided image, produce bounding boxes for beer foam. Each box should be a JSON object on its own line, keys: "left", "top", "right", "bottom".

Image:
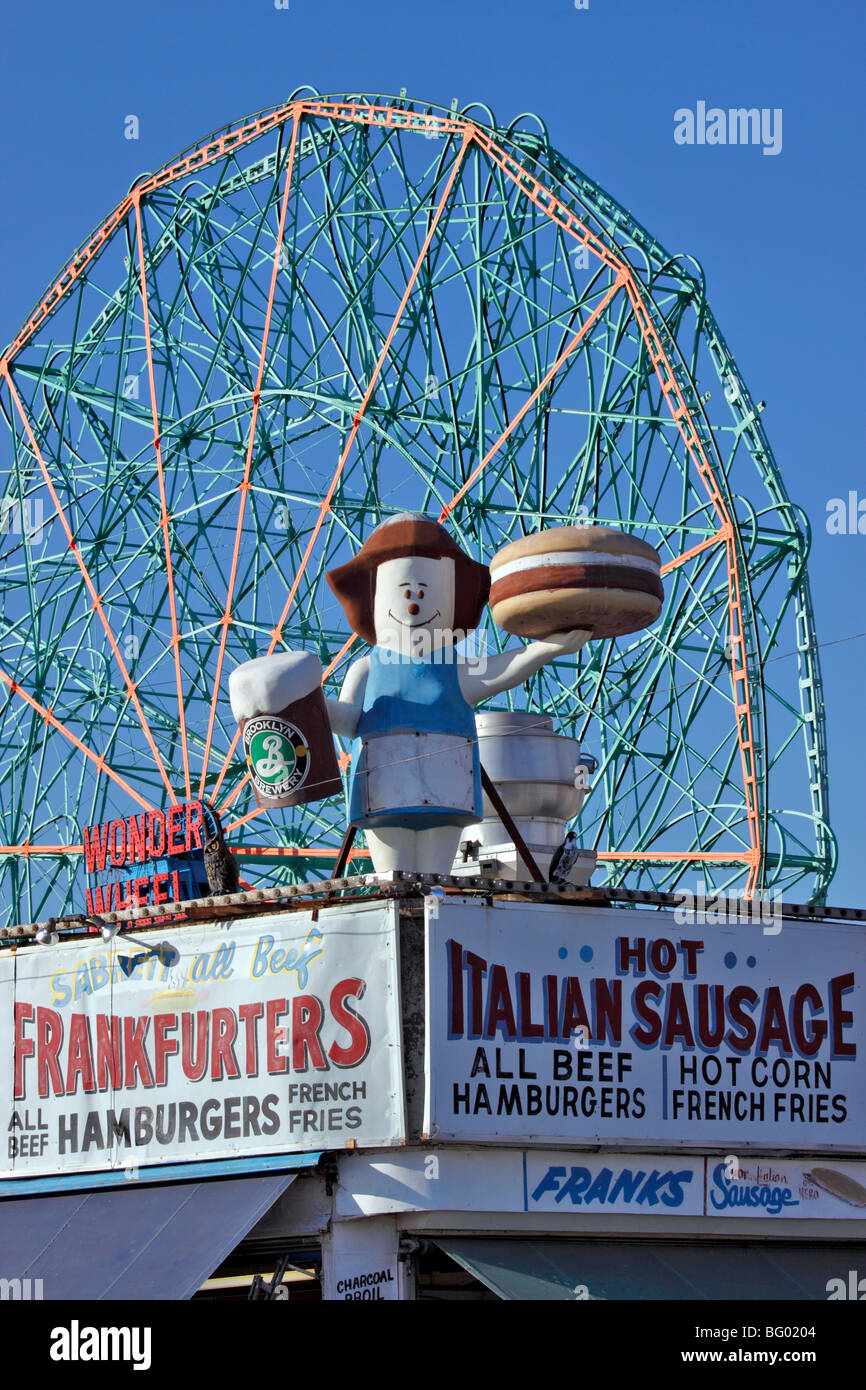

{"left": 229, "top": 649, "right": 322, "bottom": 721}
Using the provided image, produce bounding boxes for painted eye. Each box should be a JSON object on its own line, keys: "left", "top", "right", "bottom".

{"left": 403, "top": 588, "right": 411, "bottom": 599}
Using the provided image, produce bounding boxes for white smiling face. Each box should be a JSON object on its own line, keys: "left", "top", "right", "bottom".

{"left": 373, "top": 554, "right": 456, "bottom": 655}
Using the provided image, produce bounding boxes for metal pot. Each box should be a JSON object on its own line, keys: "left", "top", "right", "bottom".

{"left": 452, "top": 710, "right": 597, "bottom": 881}
{"left": 475, "top": 710, "right": 587, "bottom": 823}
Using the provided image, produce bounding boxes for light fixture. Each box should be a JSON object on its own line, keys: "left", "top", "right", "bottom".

{"left": 35, "top": 924, "right": 59, "bottom": 946}
{"left": 148, "top": 940, "right": 179, "bottom": 966}
{"left": 95, "top": 918, "right": 179, "bottom": 966}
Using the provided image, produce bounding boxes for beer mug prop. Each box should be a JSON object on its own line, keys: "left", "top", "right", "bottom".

{"left": 228, "top": 650, "right": 342, "bottom": 809}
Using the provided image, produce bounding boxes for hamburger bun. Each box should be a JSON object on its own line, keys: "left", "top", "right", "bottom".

{"left": 489, "top": 525, "right": 663, "bottom": 639}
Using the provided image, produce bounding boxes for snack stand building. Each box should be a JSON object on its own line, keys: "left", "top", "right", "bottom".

{"left": 2, "top": 877, "right": 865, "bottom": 1301}
{"left": 0, "top": 519, "right": 858, "bottom": 1301}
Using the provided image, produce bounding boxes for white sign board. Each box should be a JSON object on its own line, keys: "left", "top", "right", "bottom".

{"left": 424, "top": 899, "right": 866, "bottom": 1152}
{"left": 2, "top": 900, "right": 404, "bottom": 1179}
{"left": 705, "top": 1155, "right": 866, "bottom": 1219}
{"left": 335, "top": 1148, "right": 866, "bottom": 1221}
{"left": 523, "top": 1151, "right": 703, "bottom": 1214}
{"left": 322, "top": 1215, "right": 410, "bottom": 1301}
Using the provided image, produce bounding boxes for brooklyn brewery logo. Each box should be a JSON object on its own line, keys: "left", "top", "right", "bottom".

{"left": 243, "top": 716, "right": 310, "bottom": 798}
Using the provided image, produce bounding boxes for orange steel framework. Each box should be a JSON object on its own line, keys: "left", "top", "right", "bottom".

{"left": 0, "top": 93, "right": 833, "bottom": 922}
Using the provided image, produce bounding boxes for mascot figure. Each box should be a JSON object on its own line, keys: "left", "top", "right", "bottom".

{"left": 229, "top": 513, "right": 588, "bottom": 875}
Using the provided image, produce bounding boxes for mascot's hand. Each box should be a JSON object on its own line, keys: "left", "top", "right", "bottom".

{"left": 537, "top": 628, "right": 591, "bottom": 655}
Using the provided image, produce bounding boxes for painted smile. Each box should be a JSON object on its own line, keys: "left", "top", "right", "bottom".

{"left": 387, "top": 608, "right": 441, "bottom": 629}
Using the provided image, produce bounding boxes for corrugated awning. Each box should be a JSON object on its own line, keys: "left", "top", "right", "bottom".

{"left": 0, "top": 1163, "right": 317, "bottom": 1300}
{"left": 434, "top": 1238, "right": 864, "bottom": 1301}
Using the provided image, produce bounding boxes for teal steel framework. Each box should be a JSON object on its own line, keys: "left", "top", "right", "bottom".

{"left": 0, "top": 90, "right": 834, "bottom": 927}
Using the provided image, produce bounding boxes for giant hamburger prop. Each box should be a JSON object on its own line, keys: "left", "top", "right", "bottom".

{"left": 489, "top": 525, "right": 663, "bottom": 640}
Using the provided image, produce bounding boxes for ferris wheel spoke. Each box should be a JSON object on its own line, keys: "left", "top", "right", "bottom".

{"left": 660, "top": 526, "right": 730, "bottom": 575}
{"left": 216, "top": 772, "right": 251, "bottom": 817}
{"left": 224, "top": 806, "right": 264, "bottom": 835}
{"left": 132, "top": 193, "right": 193, "bottom": 799}
{"left": 1, "top": 365, "right": 178, "bottom": 804}
{"left": 208, "top": 128, "right": 474, "bottom": 803}
{"left": 198, "top": 109, "right": 303, "bottom": 799}
{"left": 0, "top": 667, "right": 154, "bottom": 812}
{"left": 587, "top": 683, "right": 748, "bottom": 854}
{"left": 440, "top": 275, "right": 625, "bottom": 521}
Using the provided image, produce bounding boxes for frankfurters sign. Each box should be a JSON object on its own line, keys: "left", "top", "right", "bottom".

{"left": 423, "top": 900, "right": 866, "bottom": 1152}
{"left": 1, "top": 901, "right": 405, "bottom": 1179}
{"left": 80, "top": 799, "right": 211, "bottom": 915}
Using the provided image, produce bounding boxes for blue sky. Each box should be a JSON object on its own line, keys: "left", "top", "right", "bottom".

{"left": 1, "top": 0, "right": 863, "bottom": 904}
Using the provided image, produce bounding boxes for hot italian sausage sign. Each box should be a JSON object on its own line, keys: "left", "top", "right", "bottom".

{"left": 1, "top": 900, "right": 405, "bottom": 1178}
{"left": 423, "top": 900, "right": 866, "bottom": 1152}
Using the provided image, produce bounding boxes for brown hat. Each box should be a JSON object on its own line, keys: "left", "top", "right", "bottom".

{"left": 326, "top": 513, "right": 490, "bottom": 645}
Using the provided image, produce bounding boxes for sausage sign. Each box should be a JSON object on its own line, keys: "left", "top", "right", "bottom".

{"left": 423, "top": 899, "right": 866, "bottom": 1152}
{"left": 1, "top": 901, "right": 405, "bottom": 1179}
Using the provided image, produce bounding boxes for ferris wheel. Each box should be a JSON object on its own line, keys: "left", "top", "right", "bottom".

{"left": 0, "top": 88, "right": 834, "bottom": 928}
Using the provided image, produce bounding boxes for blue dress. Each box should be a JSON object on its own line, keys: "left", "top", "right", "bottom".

{"left": 348, "top": 647, "right": 482, "bottom": 830}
